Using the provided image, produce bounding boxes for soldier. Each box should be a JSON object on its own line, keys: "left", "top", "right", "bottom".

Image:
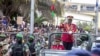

{"left": 27, "top": 35, "right": 36, "bottom": 56}
{"left": 7, "top": 33, "right": 29, "bottom": 56}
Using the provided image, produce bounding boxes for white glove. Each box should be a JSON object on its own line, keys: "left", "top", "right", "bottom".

{"left": 68, "top": 31, "right": 72, "bottom": 34}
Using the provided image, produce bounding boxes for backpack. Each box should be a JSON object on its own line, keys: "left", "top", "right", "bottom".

{"left": 27, "top": 43, "right": 35, "bottom": 53}
{"left": 11, "top": 44, "right": 26, "bottom": 56}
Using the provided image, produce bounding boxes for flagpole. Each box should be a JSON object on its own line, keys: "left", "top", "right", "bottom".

{"left": 30, "top": 0, "right": 34, "bottom": 34}
{"left": 95, "top": 0, "right": 99, "bottom": 35}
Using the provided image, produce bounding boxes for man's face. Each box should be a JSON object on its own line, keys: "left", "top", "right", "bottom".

{"left": 55, "top": 40, "right": 60, "bottom": 45}
{"left": 68, "top": 19, "right": 72, "bottom": 24}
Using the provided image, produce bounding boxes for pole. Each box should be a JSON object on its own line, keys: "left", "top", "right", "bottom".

{"left": 30, "top": 0, "right": 34, "bottom": 34}
{"left": 57, "top": 16, "right": 58, "bottom": 26}
{"left": 95, "top": 0, "right": 99, "bottom": 35}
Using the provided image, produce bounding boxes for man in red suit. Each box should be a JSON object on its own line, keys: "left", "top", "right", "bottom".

{"left": 60, "top": 16, "right": 77, "bottom": 50}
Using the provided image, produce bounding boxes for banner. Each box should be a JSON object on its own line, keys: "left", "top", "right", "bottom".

{"left": 17, "top": 16, "right": 23, "bottom": 25}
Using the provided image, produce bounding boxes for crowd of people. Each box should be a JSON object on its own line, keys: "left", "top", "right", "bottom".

{"left": 0, "top": 32, "right": 99, "bottom": 56}
{"left": 0, "top": 15, "right": 99, "bottom": 56}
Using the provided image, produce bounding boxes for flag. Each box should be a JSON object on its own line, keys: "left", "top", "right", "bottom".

{"left": 51, "top": 11, "right": 56, "bottom": 17}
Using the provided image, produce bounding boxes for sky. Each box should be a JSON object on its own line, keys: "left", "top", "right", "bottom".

{"left": 71, "top": 0, "right": 100, "bottom": 4}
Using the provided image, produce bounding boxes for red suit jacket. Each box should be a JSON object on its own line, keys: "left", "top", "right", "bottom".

{"left": 51, "top": 45, "right": 65, "bottom": 50}
{"left": 60, "top": 23, "right": 77, "bottom": 42}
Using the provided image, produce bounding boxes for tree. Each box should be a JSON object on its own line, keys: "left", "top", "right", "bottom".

{"left": 0, "top": 0, "right": 28, "bottom": 16}
{"left": 36, "top": 0, "right": 62, "bottom": 23}
{"left": 77, "top": 21, "right": 93, "bottom": 32}
{"left": 34, "top": 11, "right": 47, "bottom": 26}
{"left": 0, "top": 0, "right": 63, "bottom": 24}
{"left": 35, "top": 16, "right": 47, "bottom": 26}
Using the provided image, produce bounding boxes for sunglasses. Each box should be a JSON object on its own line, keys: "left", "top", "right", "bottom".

{"left": 55, "top": 41, "right": 60, "bottom": 42}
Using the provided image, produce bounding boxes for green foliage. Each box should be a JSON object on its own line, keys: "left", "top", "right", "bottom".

{"left": 83, "top": 26, "right": 90, "bottom": 31}
{"left": 34, "top": 12, "right": 47, "bottom": 26}
{"left": 77, "top": 21, "right": 93, "bottom": 31}
{"left": 37, "top": 0, "right": 62, "bottom": 19}
{"left": 35, "top": 16, "right": 47, "bottom": 25}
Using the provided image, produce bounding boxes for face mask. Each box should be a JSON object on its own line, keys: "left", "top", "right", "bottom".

{"left": 17, "top": 39, "right": 22, "bottom": 44}
{"left": 68, "top": 19, "right": 72, "bottom": 24}
{"left": 28, "top": 39, "right": 33, "bottom": 43}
